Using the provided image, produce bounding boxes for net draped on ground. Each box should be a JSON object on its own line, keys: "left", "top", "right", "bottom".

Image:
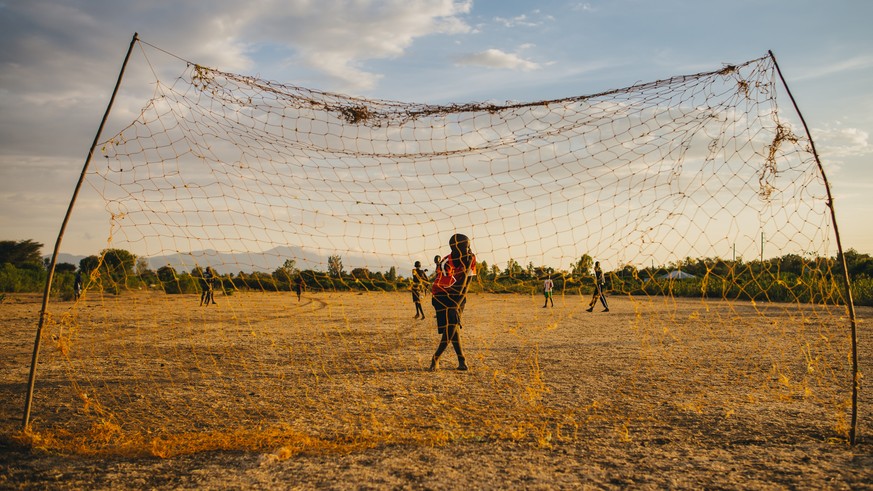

{"left": 24, "top": 50, "right": 854, "bottom": 456}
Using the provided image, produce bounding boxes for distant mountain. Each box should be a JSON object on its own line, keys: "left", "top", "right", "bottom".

{"left": 145, "top": 246, "right": 318, "bottom": 275}
{"left": 45, "top": 253, "right": 87, "bottom": 266}
{"left": 145, "top": 245, "right": 379, "bottom": 275}
{"left": 47, "top": 247, "right": 396, "bottom": 275}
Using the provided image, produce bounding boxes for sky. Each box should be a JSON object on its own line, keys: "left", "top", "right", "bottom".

{"left": 1, "top": 0, "right": 872, "bottom": 265}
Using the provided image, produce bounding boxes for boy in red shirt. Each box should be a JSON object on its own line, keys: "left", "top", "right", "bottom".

{"left": 429, "top": 233, "right": 476, "bottom": 371}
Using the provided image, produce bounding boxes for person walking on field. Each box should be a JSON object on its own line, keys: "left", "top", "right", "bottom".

{"left": 411, "top": 261, "right": 428, "bottom": 319}
{"left": 432, "top": 255, "right": 442, "bottom": 279}
{"left": 74, "top": 271, "right": 83, "bottom": 300}
{"left": 208, "top": 267, "right": 219, "bottom": 304}
{"left": 294, "top": 276, "right": 305, "bottom": 302}
{"left": 199, "top": 267, "right": 213, "bottom": 307}
{"left": 542, "top": 275, "right": 554, "bottom": 308}
{"left": 429, "top": 234, "right": 476, "bottom": 371}
{"left": 586, "top": 261, "right": 609, "bottom": 312}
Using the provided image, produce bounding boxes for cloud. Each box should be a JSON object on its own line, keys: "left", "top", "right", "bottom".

{"left": 792, "top": 55, "right": 873, "bottom": 81}
{"left": 570, "top": 3, "right": 596, "bottom": 13}
{"left": 493, "top": 8, "right": 555, "bottom": 28}
{"left": 494, "top": 14, "right": 540, "bottom": 28}
{"left": 814, "top": 125, "right": 871, "bottom": 158}
{"left": 0, "top": 1, "right": 474, "bottom": 95}
{"left": 228, "top": 0, "right": 474, "bottom": 91}
{"left": 455, "top": 48, "right": 541, "bottom": 71}
{"left": 0, "top": 0, "right": 478, "bottom": 158}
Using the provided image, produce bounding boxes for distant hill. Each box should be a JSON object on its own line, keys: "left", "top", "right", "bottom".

{"left": 144, "top": 245, "right": 383, "bottom": 275}
{"left": 145, "top": 246, "right": 325, "bottom": 275}
{"left": 47, "top": 247, "right": 395, "bottom": 275}
{"left": 44, "top": 248, "right": 323, "bottom": 274}
{"left": 44, "top": 253, "right": 87, "bottom": 267}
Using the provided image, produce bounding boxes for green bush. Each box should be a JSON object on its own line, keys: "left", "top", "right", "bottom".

{"left": 850, "top": 277, "right": 873, "bottom": 306}
{"left": 2, "top": 249, "right": 871, "bottom": 307}
{"left": 0, "top": 263, "right": 46, "bottom": 292}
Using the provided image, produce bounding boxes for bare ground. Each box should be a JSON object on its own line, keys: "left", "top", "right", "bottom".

{"left": 1, "top": 291, "right": 871, "bottom": 490}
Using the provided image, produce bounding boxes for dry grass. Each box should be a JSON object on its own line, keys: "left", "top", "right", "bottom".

{"left": 1, "top": 291, "right": 871, "bottom": 489}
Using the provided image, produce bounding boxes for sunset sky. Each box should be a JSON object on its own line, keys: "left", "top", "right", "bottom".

{"left": 1, "top": 1, "right": 871, "bottom": 267}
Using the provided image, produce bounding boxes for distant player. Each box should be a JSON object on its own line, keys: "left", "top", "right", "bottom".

{"left": 199, "top": 268, "right": 210, "bottom": 306}
{"left": 200, "top": 267, "right": 217, "bottom": 306}
{"left": 542, "top": 275, "right": 554, "bottom": 308}
{"left": 294, "top": 276, "right": 305, "bottom": 302}
{"left": 586, "top": 261, "right": 609, "bottom": 312}
{"left": 208, "top": 268, "right": 219, "bottom": 304}
{"left": 411, "top": 261, "right": 428, "bottom": 319}
{"left": 433, "top": 255, "right": 441, "bottom": 278}
{"left": 74, "top": 271, "right": 83, "bottom": 300}
{"left": 431, "top": 255, "right": 441, "bottom": 319}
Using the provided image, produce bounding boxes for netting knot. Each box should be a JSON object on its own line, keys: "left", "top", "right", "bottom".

{"left": 340, "top": 105, "right": 372, "bottom": 124}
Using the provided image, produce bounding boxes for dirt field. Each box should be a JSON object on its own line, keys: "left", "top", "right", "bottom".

{"left": 1, "top": 291, "right": 871, "bottom": 489}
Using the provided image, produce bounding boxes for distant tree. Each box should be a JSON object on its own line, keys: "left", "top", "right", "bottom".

{"left": 842, "top": 249, "right": 873, "bottom": 279}
{"left": 100, "top": 248, "right": 137, "bottom": 282}
{"left": 191, "top": 266, "right": 205, "bottom": 278}
{"left": 139, "top": 269, "right": 159, "bottom": 287}
{"left": 245, "top": 271, "right": 278, "bottom": 291}
{"left": 272, "top": 258, "right": 297, "bottom": 284}
{"left": 385, "top": 266, "right": 397, "bottom": 281}
{"left": 156, "top": 265, "right": 180, "bottom": 293}
{"left": 571, "top": 254, "right": 593, "bottom": 277}
{"left": 135, "top": 257, "right": 151, "bottom": 276}
{"left": 614, "top": 264, "right": 639, "bottom": 290}
{"left": 478, "top": 260, "right": 489, "bottom": 279}
{"left": 350, "top": 267, "right": 370, "bottom": 279}
{"left": 79, "top": 255, "right": 100, "bottom": 275}
{"left": 505, "top": 258, "right": 523, "bottom": 277}
{"left": 0, "top": 239, "right": 43, "bottom": 266}
{"left": 136, "top": 258, "right": 157, "bottom": 288}
{"left": 328, "top": 255, "right": 344, "bottom": 278}
{"left": 55, "top": 262, "right": 77, "bottom": 273}
{"left": 157, "top": 265, "right": 178, "bottom": 283}
{"left": 679, "top": 257, "right": 710, "bottom": 277}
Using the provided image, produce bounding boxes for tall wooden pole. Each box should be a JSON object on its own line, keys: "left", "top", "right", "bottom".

{"left": 768, "top": 50, "right": 860, "bottom": 445}
{"left": 22, "top": 32, "right": 140, "bottom": 431}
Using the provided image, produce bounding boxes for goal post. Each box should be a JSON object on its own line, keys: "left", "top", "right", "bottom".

{"left": 22, "top": 32, "right": 140, "bottom": 432}
{"left": 20, "top": 36, "right": 860, "bottom": 455}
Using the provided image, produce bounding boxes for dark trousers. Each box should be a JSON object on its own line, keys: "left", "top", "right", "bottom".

{"left": 412, "top": 290, "right": 425, "bottom": 316}
{"left": 589, "top": 284, "right": 609, "bottom": 309}
{"left": 432, "top": 293, "right": 464, "bottom": 362}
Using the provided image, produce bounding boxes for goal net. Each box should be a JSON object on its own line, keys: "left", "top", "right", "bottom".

{"left": 24, "top": 46, "right": 856, "bottom": 457}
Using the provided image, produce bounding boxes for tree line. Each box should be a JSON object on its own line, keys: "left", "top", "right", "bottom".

{"left": 1, "top": 239, "right": 872, "bottom": 306}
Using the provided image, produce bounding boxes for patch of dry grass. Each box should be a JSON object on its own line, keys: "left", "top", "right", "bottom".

{"left": 1, "top": 291, "right": 870, "bottom": 489}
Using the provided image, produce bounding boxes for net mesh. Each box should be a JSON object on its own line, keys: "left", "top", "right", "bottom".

{"left": 24, "top": 50, "right": 854, "bottom": 456}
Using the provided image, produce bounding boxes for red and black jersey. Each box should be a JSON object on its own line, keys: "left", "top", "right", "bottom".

{"left": 431, "top": 253, "right": 476, "bottom": 295}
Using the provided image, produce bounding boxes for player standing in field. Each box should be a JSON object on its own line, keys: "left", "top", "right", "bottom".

{"left": 199, "top": 267, "right": 213, "bottom": 306}
{"left": 586, "top": 261, "right": 609, "bottom": 312}
{"left": 74, "top": 271, "right": 83, "bottom": 300}
{"left": 411, "top": 261, "right": 428, "bottom": 319}
{"left": 429, "top": 234, "right": 476, "bottom": 371}
{"left": 294, "top": 276, "right": 305, "bottom": 302}
{"left": 208, "top": 267, "right": 219, "bottom": 305}
{"left": 542, "top": 275, "right": 554, "bottom": 308}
